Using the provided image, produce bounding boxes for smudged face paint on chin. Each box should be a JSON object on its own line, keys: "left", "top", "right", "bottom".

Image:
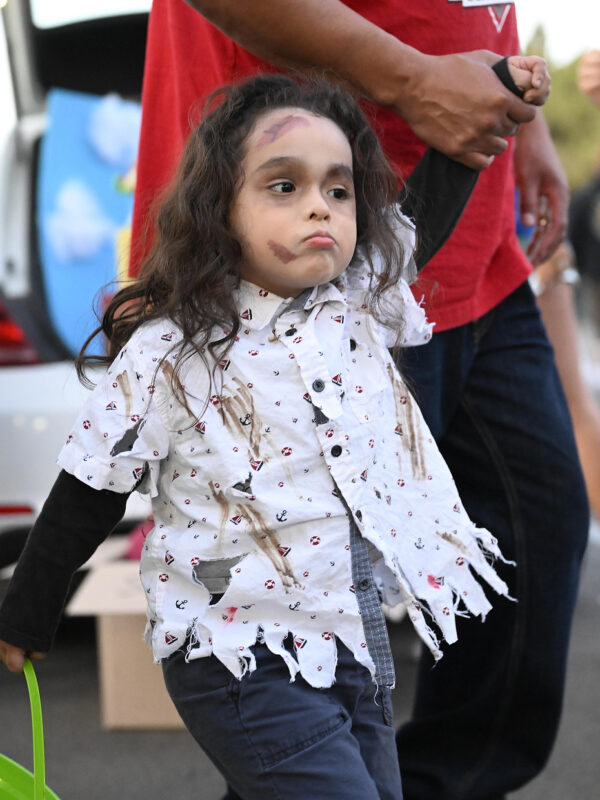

{"left": 230, "top": 107, "right": 357, "bottom": 298}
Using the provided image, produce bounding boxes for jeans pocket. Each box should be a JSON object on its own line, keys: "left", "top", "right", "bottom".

{"left": 258, "top": 708, "right": 349, "bottom": 771}
{"left": 163, "top": 648, "right": 238, "bottom": 714}
{"left": 233, "top": 652, "right": 349, "bottom": 771}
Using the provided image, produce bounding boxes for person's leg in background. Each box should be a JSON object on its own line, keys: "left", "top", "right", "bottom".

{"left": 396, "top": 281, "right": 589, "bottom": 800}
{"left": 534, "top": 274, "right": 600, "bottom": 521}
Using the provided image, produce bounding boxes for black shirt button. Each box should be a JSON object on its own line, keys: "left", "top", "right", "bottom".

{"left": 331, "top": 445, "right": 342, "bottom": 457}
{"left": 350, "top": 339, "right": 357, "bottom": 351}
{"left": 312, "top": 378, "right": 325, "bottom": 392}
{"left": 285, "top": 327, "right": 297, "bottom": 336}
{"left": 355, "top": 509, "right": 362, "bottom": 521}
{"left": 358, "top": 578, "right": 370, "bottom": 592}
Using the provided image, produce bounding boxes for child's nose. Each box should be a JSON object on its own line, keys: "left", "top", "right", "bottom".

{"left": 307, "top": 190, "right": 331, "bottom": 221}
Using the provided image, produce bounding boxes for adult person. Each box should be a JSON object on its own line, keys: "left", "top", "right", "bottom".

{"left": 577, "top": 49, "right": 600, "bottom": 107}
{"left": 531, "top": 242, "right": 600, "bottom": 521}
{"left": 571, "top": 51, "right": 600, "bottom": 335}
{"left": 569, "top": 167, "right": 600, "bottom": 334}
{"left": 130, "top": 3, "right": 589, "bottom": 798}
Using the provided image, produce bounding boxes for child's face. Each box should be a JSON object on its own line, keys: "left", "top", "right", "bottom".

{"left": 230, "top": 107, "right": 357, "bottom": 297}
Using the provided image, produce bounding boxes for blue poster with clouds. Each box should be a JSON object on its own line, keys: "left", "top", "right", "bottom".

{"left": 37, "top": 88, "right": 140, "bottom": 355}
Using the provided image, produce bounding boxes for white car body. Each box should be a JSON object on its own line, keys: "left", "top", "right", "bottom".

{"left": 0, "top": 362, "right": 150, "bottom": 536}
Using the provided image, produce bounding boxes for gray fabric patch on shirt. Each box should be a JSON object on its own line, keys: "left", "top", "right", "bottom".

{"left": 110, "top": 417, "right": 146, "bottom": 456}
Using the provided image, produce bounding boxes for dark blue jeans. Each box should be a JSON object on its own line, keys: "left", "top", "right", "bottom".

{"left": 163, "top": 640, "right": 403, "bottom": 800}
{"left": 396, "top": 281, "right": 589, "bottom": 799}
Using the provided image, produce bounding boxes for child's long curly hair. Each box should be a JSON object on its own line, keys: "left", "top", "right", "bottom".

{"left": 77, "top": 73, "right": 408, "bottom": 392}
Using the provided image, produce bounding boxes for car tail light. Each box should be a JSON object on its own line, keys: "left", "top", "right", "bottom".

{"left": 0, "top": 505, "right": 34, "bottom": 514}
{"left": 0, "top": 300, "right": 39, "bottom": 365}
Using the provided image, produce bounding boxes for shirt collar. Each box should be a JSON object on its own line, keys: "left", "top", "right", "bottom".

{"left": 234, "top": 279, "right": 348, "bottom": 331}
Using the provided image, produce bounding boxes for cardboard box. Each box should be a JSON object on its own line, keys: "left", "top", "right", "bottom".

{"left": 67, "top": 559, "right": 184, "bottom": 730}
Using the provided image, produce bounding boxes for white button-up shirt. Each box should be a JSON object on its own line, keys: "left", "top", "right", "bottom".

{"left": 58, "top": 261, "right": 509, "bottom": 688}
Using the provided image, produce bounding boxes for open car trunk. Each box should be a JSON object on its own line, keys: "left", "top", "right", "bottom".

{"left": 0, "top": 1, "right": 148, "bottom": 360}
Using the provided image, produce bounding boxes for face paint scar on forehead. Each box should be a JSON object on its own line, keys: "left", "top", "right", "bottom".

{"left": 268, "top": 240, "right": 297, "bottom": 264}
{"left": 257, "top": 114, "right": 311, "bottom": 147}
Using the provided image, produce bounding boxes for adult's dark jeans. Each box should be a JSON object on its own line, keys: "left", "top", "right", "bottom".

{"left": 396, "top": 281, "right": 589, "bottom": 799}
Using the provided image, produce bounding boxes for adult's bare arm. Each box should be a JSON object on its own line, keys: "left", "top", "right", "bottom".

{"left": 513, "top": 111, "right": 568, "bottom": 266}
{"left": 186, "top": 0, "right": 537, "bottom": 170}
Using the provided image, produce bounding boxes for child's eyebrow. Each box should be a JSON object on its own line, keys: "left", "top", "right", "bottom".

{"left": 327, "top": 164, "right": 355, "bottom": 184}
{"left": 253, "top": 156, "right": 354, "bottom": 183}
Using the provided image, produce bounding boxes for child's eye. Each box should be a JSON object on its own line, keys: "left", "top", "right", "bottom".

{"left": 270, "top": 181, "right": 295, "bottom": 194}
{"left": 329, "top": 187, "right": 352, "bottom": 200}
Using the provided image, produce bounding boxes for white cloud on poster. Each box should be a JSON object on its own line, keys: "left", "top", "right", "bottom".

{"left": 87, "top": 94, "right": 141, "bottom": 170}
{"left": 45, "top": 179, "right": 116, "bottom": 262}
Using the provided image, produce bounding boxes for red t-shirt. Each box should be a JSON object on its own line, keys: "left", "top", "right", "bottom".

{"left": 131, "top": 0, "right": 531, "bottom": 330}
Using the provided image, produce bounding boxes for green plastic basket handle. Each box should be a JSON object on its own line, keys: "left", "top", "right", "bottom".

{"left": 22, "top": 658, "right": 46, "bottom": 800}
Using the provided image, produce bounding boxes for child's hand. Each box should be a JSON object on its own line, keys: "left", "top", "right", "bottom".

{"left": 507, "top": 55, "right": 551, "bottom": 106}
{"left": 0, "top": 640, "right": 45, "bottom": 673}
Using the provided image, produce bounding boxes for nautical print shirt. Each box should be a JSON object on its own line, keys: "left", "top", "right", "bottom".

{"left": 57, "top": 258, "right": 510, "bottom": 689}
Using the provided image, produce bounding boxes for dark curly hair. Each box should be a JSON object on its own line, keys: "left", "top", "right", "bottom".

{"left": 77, "top": 73, "right": 409, "bottom": 393}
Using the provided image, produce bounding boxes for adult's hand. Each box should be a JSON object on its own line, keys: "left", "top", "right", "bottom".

{"left": 396, "top": 49, "right": 536, "bottom": 170}
{"left": 0, "top": 639, "right": 45, "bottom": 674}
{"left": 187, "top": 1, "right": 536, "bottom": 170}
{"left": 513, "top": 112, "right": 568, "bottom": 266}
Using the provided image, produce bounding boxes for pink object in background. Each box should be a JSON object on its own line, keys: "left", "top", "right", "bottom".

{"left": 125, "top": 516, "right": 154, "bottom": 560}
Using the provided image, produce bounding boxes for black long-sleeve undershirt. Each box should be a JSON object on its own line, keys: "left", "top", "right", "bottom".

{"left": 0, "top": 471, "right": 129, "bottom": 652}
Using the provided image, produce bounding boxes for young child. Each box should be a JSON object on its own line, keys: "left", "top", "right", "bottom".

{"left": 0, "top": 62, "right": 549, "bottom": 799}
